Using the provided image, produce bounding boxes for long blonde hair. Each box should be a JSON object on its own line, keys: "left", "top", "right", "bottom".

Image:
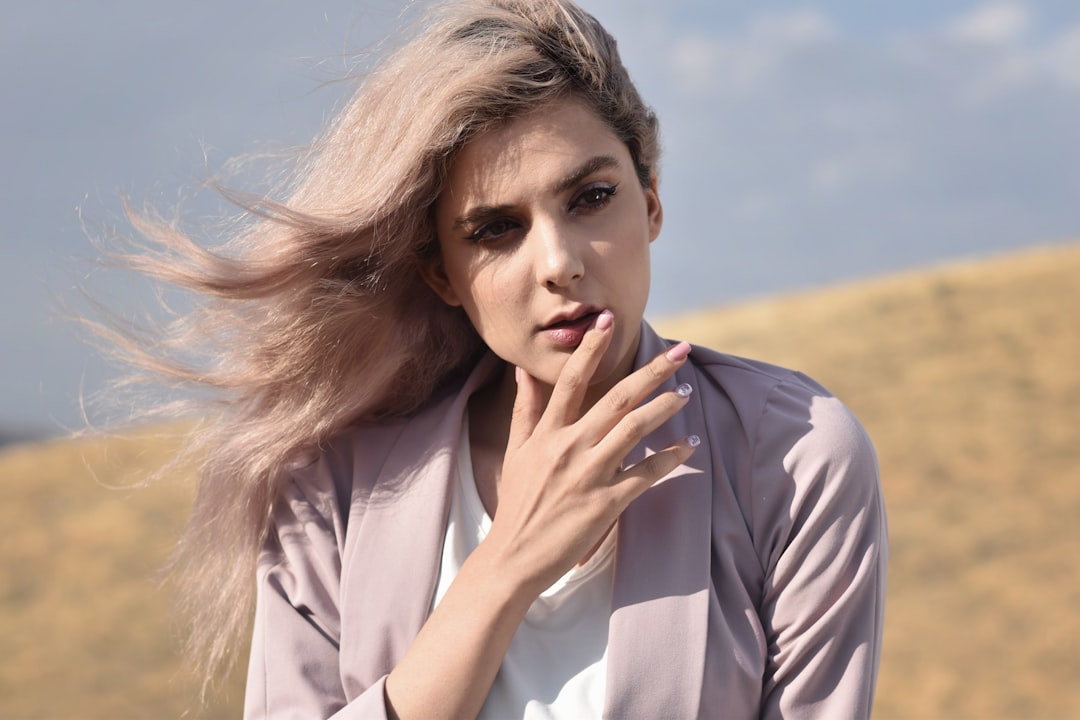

{"left": 103, "top": 0, "right": 660, "bottom": 694}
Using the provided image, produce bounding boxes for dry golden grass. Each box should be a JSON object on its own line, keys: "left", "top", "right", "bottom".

{"left": 2, "top": 242, "right": 1077, "bottom": 718}
{"left": 0, "top": 426, "right": 244, "bottom": 719}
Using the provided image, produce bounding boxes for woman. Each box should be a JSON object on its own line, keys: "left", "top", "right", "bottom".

{"left": 112, "top": 0, "right": 886, "bottom": 717}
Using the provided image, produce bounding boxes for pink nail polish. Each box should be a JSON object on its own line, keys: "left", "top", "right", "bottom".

{"left": 666, "top": 341, "right": 691, "bottom": 362}
{"left": 595, "top": 309, "right": 614, "bottom": 331}
{"left": 515, "top": 366, "right": 522, "bottom": 384}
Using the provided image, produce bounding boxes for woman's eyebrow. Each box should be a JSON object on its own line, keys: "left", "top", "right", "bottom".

{"left": 452, "top": 203, "right": 515, "bottom": 231}
{"left": 552, "top": 154, "right": 620, "bottom": 195}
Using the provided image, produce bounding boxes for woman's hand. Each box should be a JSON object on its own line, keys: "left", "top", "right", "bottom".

{"left": 486, "top": 309, "right": 699, "bottom": 596}
{"left": 385, "top": 311, "right": 696, "bottom": 720}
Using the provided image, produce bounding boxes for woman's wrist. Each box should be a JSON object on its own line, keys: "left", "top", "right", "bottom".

{"left": 463, "top": 532, "right": 547, "bottom": 614}
{"left": 384, "top": 533, "right": 538, "bottom": 719}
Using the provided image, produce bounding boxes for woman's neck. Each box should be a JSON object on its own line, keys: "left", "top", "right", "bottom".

{"left": 467, "top": 349, "right": 637, "bottom": 517}
{"left": 466, "top": 366, "right": 515, "bottom": 518}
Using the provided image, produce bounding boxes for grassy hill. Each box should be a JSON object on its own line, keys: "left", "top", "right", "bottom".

{"left": 2, "top": 242, "right": 1078, "bottom": 718}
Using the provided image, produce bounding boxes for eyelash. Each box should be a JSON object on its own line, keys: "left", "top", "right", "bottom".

{"left": 467, "top": 183, "right": 619, "bottom": 243}
{"left": 574, "top": 183, "right": 619, "bottom": 211}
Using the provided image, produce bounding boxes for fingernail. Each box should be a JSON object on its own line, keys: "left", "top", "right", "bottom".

{"left": 666, "top": 341, "right": 690, "bottom": 362}
{"left": 595, "top": 309, "right": 614, "bottom": 331}
{"left": 675, "top": 383, "right": 693, "bottom": 398}
{"left": 687, "top": 434, "right": 701, "bottom": 448}
{"left": 515, "top": 366, "right": 522, "bottom": 384}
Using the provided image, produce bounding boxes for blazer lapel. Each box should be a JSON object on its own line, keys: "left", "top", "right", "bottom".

{"left": 340, "top": 353, "right": 502, "bottom": 689}
{"left": 605, "top": 324, "right": 714, "bottom": 718}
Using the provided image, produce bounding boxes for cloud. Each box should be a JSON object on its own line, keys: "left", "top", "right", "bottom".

{"left": 1044, "top": 24, "right": 1080, "bottom": 89}
{"left": 810, "top": 148, "right": 911, "bottom": 196}
{"left": 746, "top": 9, "right": 836, "bottom": 46}
{"left": 640, "top": 3, "right": 1080, "bottom": 313}
{"left": 910, "top": 4, "right": 1080, "bottom": 102}
{"left": 669, "top": 10, "right": 836, "bottom": 96}
{"left": 944, "top": 2, "right": 1032, "bottom": 46}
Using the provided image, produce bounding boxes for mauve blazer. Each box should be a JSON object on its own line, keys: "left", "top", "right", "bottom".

{"left": 244, "top": 323, "right": 887, "bottom": 719}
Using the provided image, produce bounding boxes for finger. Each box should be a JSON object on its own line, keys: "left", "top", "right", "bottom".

{"left": 581, "top": 340, "right": 691, "bottom": 437}
{"left": 507, "top": 366, "right": 544, "bottom": 452}
{"left": 611, "top": 435, "right": 701, "bottom": 504}
{"left": 594, "top": 380, "right": 695, "bottom": 461}
{"left": 545, "top": 309, "right": 616, "bottom": 426}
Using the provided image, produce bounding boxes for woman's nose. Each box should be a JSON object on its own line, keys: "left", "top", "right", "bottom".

{"left": 534, "top": 222, "right": 584, "bottom": 289}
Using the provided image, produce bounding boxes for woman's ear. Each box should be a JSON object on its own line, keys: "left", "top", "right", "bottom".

{"left": 419, "top": 257, "right": 462, "bottom": 307}
{"left": 646, "top": 173, "right": 663, "bottom": 242}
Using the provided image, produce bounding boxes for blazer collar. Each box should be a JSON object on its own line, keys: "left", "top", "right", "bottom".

{"left": 342, "top": 352, "right": 501, "bottom": 687}
{"left": 604, "top": 323, "right": 714, "bottom": 718}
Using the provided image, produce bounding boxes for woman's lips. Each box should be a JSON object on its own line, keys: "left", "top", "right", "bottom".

{"left": 541, "top": 311, "right": 600, "bottom": 348}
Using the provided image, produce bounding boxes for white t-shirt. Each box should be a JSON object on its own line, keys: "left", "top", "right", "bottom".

{"left": 430, "top": 414, "right": 616, "bottom": 718}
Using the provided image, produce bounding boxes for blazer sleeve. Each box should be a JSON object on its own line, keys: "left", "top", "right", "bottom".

{"left": 244, "top": 473, "right": 391, "bottom": 720}
{"left": 752, "top": 374, "right": 888, "bottom": 719}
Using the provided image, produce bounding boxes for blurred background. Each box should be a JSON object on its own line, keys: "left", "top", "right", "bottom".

{"left": 3, "top": 0, "right": 1078, "bottom": 437}
{"left": 1, "top": 1, "right": 1078, "bottom": 717}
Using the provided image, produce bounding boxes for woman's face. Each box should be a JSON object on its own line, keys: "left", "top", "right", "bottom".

{"left": 426, "top": 98, "right": 663, "bottom": 391}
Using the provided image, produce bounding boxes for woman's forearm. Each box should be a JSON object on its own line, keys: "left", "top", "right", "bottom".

{"left": 383, "top": 540, "right": 535, "bottom": 720}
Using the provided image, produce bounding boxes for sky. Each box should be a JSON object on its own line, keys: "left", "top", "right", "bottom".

{"left": 2, "top": 0, "right": 1078, "bottom": 435}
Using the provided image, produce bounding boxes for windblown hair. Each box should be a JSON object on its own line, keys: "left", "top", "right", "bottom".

{"left": 106, "top": 0, "right": 659, "bottom": 694}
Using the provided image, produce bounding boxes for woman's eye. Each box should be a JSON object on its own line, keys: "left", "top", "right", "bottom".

{"left": 469, "top": 218, "right": 518, "bottom": 243}
{"left": 573, "top": 184, "right": 618, "bottom": 211}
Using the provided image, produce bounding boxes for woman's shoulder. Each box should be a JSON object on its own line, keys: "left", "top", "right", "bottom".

{"left": 682, "top": 342, "right": 884, "bottom": 572}
{"left": 279, "top": 356, "right": 496, "bottom": 523}
{"left": 289, "top": 415, "right": 412, "bottom": 476}
{"left": 688, "top": 343, "right": 827, "bottom": 398}
{"left": 271, "top": 417, "right": 410, "bottom": 529}
{"left": 685, "top": 342, "right": 876, "bottom": 473}
{"left": 293, "top": 405, "right": 441, "bottom": 480}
